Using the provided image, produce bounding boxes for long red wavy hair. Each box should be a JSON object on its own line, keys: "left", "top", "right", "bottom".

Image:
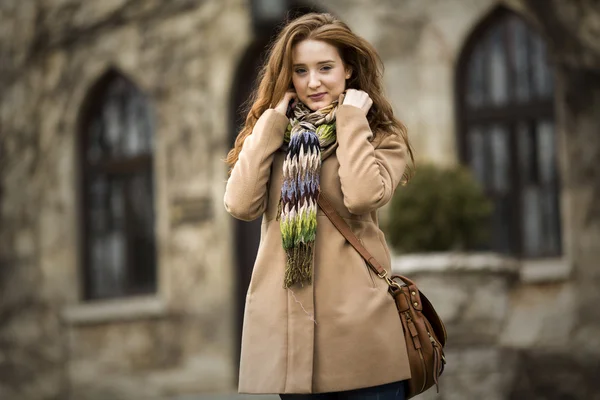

{"left": 226, "top": 12, "right": 414, "bottom": 182}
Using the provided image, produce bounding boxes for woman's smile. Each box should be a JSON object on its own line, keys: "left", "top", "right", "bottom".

{"left": 308, "top": 92, "right": 327, "bottom": 101}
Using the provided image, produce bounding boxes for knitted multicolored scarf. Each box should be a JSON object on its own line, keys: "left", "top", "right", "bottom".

{"left": 279, "top": 100, "right": 338, "bottom": 288}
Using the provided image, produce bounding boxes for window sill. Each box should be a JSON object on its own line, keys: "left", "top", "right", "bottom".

{"left": 62, "top": 295, "right": 167, "bottom": 325}
{"left": 391, "top": 252, "right": 520, "bottom": 275}
{"left": 390, "top": 252, "right": 572, "bottom": 284}
{"left": 519, "top": 258, "right": 572, "bottom": 284}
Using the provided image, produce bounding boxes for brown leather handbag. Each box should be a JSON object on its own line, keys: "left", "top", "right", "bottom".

{"left": 318, "top": 193, "right": 447, "bottom": 399}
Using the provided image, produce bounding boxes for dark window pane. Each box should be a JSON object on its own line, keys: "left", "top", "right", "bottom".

{"left": 487, "top": 26, "right": 509, "bottom": 106}
{"left": 123, "top": 89, "right": 153, "bottom": 157}
{"left": 510, "top": 16, "right": 531, "bottom": 102}
{"left": 468, "top": 126, "right": 486, "bottom": 184}
{"left": 125, "top": 170, "right": 156, "bottom": 293}
{"left": 517, "top": 122, "right": 535, "bottom": 184}
{"left": 489, "top": 124, "right": 510, "bottom": 193}
{"left": 521, "top": 185, "right": 543, "bottom": 256}
{"left": 541, "top": 186, "right": 561, "bottom": 255}
{"left": 88, "top": 175, "right": 127, "bottom": 298}
{"left": 87, "top": 118, "right": 106, "bottom": 164}
{"left": 531, "top": 35, "right": 554, "bottom": 98}
{"left": 537, "top": 120, "right": 556, "bottom": 185}
{"left": 521, "top": 184, "right": 562, "bottom": 257}
{"left": 467, "top": 46, "right": 486, "bottom": 108}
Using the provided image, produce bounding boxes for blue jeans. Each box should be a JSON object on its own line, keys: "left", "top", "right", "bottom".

{"left": 279, "top": 380, "right": 407, "bottom": 400}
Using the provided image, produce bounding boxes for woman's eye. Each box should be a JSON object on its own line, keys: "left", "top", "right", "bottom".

{"left": 321, "top": 65, "right": 332, "bottom": 71}
{"left": 295, "top": 69, "right": 306, "bottom": 74}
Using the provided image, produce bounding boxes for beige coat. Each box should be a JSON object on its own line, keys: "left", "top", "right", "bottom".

{"left": 224, "top": 105, "right": 411, "bottom": 394}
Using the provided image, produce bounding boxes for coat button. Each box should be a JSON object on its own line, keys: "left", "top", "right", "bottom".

{"left": 411, "top": 291, "right": 416, "bottom": 296}
{"left": 413, "top": 302, "right": 418, "bottom": 307}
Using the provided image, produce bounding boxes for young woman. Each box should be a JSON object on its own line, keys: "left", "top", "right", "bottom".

{"left": 224, "top": 12, "right": 414, "bottom": 400}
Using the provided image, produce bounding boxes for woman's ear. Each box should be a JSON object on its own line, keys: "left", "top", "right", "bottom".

{"left": 345, "top": 68, "right": 352, "bottom": 79}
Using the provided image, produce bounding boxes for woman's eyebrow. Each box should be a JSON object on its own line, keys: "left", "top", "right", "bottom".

{"left": 293, "top": 60, "right": 336, "bottom": 67}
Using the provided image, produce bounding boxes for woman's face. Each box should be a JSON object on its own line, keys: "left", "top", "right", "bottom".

{"left": 291, "top": 39, "right": 351, "bottom": 111}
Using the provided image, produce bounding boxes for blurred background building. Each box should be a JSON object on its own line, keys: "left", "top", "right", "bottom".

{"left": 0, "top": 0, "right": 599, "bottom": 399}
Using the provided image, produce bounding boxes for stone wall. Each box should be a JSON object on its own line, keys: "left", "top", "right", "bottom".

{"left": 393, "top": 253, "right": 520, "bottom": 400}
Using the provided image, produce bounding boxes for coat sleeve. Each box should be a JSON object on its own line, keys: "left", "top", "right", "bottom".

{"left": 224, "top": 109, "right": 289, "bottom": 221}
{"left": 335, "top": 105, "right": 407, "bottom": 215}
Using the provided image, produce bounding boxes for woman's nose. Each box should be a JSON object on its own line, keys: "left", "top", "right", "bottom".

{"left": 308, "top": 72, "right": 321, "bottom": 89}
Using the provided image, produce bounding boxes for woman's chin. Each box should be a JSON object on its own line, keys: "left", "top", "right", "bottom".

{"left": 306, "top": 98, "right": 331, "bottom": 111}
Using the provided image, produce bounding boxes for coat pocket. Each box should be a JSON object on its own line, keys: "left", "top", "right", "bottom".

{"left": 358, "top": 239, "right": 377, "bottom": 288}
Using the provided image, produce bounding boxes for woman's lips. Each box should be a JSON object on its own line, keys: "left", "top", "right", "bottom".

{"left": 308, "top": 93, "right": 326, "bottom": 101}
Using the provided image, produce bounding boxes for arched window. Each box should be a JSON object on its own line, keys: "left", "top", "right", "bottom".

{"left": 456, "top": 9, "right": 561, "bottom": 257}
{"left": 79, "top": 70, "right": 157, "bottom": 299}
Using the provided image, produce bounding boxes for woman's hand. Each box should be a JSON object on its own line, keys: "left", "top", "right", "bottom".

{"left": 341, "top": 89, "right": 373, "bottom": 115}
{"left": 274, "top": 90, "right": 298, "bottom": 116}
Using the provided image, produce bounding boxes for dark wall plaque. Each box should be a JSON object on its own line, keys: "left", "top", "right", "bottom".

{"left": 171, "top": 196, "right": 213, "bottom": 226}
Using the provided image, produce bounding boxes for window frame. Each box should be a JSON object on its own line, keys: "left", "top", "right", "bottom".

{"left": 78, "top": 70, "right": 157, "bottom": 300}
{"left": 455, "top": 8, "right": 562, "bottom": 258}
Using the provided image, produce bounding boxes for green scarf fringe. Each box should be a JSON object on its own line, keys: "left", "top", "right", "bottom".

{"left": 283, "top": 242, "right": 314, "bottom": 288}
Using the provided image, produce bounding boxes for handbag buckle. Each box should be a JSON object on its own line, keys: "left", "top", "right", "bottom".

{"left": 385, "top": 276, "right": 402, "bottom": 289}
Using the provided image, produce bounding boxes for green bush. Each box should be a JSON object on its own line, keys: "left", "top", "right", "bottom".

{"left": 384, "top": 164, "right": 493, "bottom": 253}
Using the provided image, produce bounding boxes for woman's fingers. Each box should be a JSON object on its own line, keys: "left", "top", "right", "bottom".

{"left": 285, "top": 91, "right": 298, "bottom": 108}
{"left": 275, "top": 90, "right": 298, "bottom": 115}
{"left": 342, "top": 89, "right": 372, "bottom": 115}
{"left": 286, "top": 90, "right": 297, "bottom": 101}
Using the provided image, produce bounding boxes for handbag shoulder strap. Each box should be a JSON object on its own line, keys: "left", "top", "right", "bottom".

{"left": 317, "top": 192, "right": 388, "bottom": 279}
